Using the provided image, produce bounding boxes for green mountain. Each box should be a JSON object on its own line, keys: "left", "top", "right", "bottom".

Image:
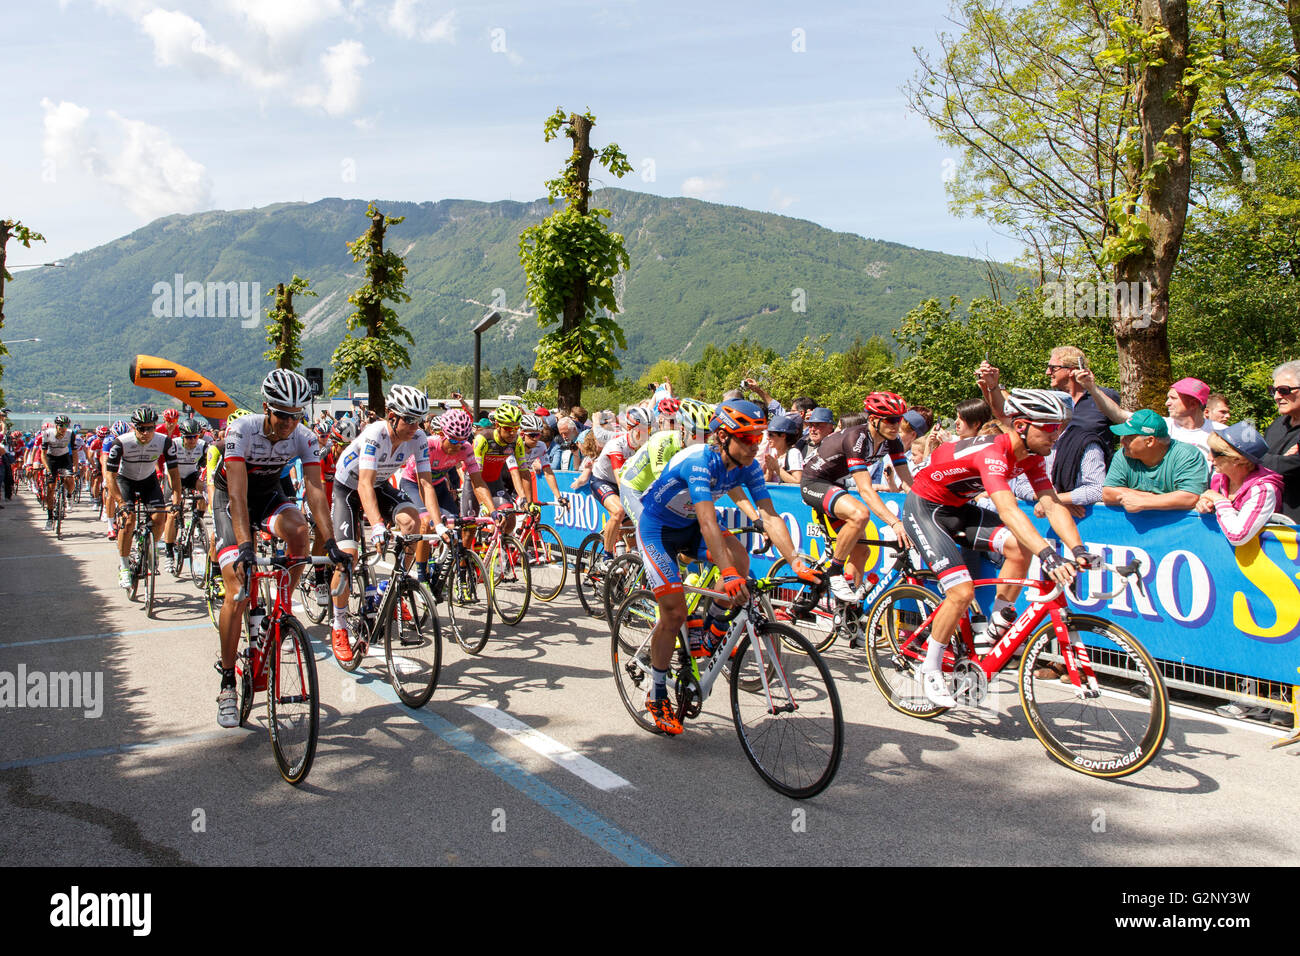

{"left": 3, "top": 190, "right": 1012, "bottom": 409}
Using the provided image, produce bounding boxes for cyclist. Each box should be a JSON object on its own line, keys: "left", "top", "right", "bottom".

{"left": 163, "top": 418, "right": 209, "bottom": 572}
{"left": 588, "top": 405, "right": 652, "bottom": 563}
{"left": 618, "top": 398, "right": 712, "bottom": 525}
{"left": 40, "top": 414, "right": 79, "bottom": 530}
{"left": 464, "top": 404, "right": 530, "bottom": 534}
{"left": 327, "top": 385, "right": 442, "bottom": 662}
{"left": 798, "top": 392, "right": 917, "bottom": 604}
{"left": 212, "top": 370, "right": 343, "bottom": 728}
{"left": 900, "top": 388, "right": 1095, "bottom": 707}
{"left": 636, "top": 399, "right": 821, "bottom": 734}
{"left": 105, "top": 407, "right": 182, "bottom": 589}
{"left": 517, "top": 413, "right": 567, "bottom": 515}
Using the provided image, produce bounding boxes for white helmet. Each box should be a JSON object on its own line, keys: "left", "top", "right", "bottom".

{"left": 1003, "top": 388, "right": 1074, "bottom": 425}
{"left": 331, "top": 417, "right": 357, "bottom": 443}
{"left": 386, "top": 385, "right": 429, "bottom": 420}
{"left": 262, "top": 369, "right": 313, "bottom": 409}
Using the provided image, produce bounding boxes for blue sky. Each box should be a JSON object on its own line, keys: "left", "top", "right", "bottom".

{"left": 1, "top": 0, "right": 1019, "bottom": 265}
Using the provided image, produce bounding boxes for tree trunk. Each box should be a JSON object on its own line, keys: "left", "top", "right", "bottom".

{"left": 366, "top": 213, "right": 386, "bottom": 415}
{"left": 1111, "top": 0, "right": 1195, "bottom": 409}
{"left": 275, "top": 282, "right": 296, "bottom": 370}
{"left": 553, "top": 113, "right": 596, "bottom": 412}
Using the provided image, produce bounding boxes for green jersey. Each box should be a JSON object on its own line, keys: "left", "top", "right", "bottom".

{"left": 618, "top": 430, "right": 682, "bottom": 494}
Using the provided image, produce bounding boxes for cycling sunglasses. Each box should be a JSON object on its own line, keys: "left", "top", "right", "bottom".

{"left": 266, "top": 406, "right": 304, "bottom": 422}
{"left": 1030, "top": 421, "right": 1064, "bottom": 434}
{"left": 731, "top": 431, "right": 764, "bottom": 446}
{"left": 522, "top": 431, "right": 542, "bottom": 439}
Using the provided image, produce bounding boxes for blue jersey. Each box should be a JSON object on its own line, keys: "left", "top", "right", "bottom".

{"left": 641, "top": 443, "right": 769, "bottom": 529}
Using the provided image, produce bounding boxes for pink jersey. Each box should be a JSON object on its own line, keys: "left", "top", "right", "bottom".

{"left": 401, "top": 434, "right": 481, "bottom": 485}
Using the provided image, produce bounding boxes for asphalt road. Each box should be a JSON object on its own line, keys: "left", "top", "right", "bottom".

{"left": 2, "top": 490, "right": 1298, "bottom": 867}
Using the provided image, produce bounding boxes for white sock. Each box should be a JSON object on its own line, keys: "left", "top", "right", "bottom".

{"left": 924, "top": 638, "right": 946, "bottom": 671}
{"left": 333, "top": 607, "right": 348, "bottom": 628}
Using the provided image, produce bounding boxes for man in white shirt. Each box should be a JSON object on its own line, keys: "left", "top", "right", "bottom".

{"left": 1164, "top": 377, "right": 1224, "bottom": 465}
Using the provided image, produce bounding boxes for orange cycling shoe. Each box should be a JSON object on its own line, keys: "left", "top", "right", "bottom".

{"left": 332, "top": 627, "right": 354, "bottom": 663}
{"left": 645, "top": 694, "right": 683, "bottom": 735}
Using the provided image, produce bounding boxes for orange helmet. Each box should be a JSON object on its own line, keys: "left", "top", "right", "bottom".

{"left": 711, "top": 399, "right": 767, "bottom": 438}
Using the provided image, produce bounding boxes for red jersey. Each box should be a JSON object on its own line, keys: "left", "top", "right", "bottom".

{"left": 910, "top": 433, "right": 1053, "bottom": 506}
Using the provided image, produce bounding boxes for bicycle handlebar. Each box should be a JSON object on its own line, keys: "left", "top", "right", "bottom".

{"left": 1029, "top": 558, "right": 1146, "bottom": 607}
{"left": 233, "top": 554, "right": 344, "bottom": 604}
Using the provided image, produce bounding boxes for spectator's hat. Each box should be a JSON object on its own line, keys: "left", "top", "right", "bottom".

{"left": 806, "top": 407, "right": 835, "bottom": 425}
{"left": 1219, "top": 421, "right": 1267, "bottom": 465}
{"left": 476, "top": 417, "right": 492, "bottom": 428}
{"left": 536, "top": 407, "right": 550, "bottom": 417}
{"left": 902, "top": 409, "right": 931, "bottom": 437}
{"left": 768, "top": 413, "right": 803, "bottom": 437}
{"left": 1110, "top": 408, "right": 1169, "bottom": 439}
{"left": 1171, "top": 377, "right": 1210, "bottom": 407}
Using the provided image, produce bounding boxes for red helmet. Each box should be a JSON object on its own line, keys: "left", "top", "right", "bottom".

{"left": 163, "top": 408, "right": 180, "bottom": 424}
{"left": 863, "top": 392, "right": 907, "bottom": 417}
{"left": 711, "top": 399, "right": 767, "bottom": 438}
{"left": 656, "top": 397, "right": 681, "bottom": 416}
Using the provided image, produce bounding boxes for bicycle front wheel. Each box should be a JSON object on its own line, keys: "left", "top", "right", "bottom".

{"left": 765, "top": 554, "right": 837, "bottom": 653}
{"left": 445, "top": 550, "right": 493, "bottom": 655}
{"left": 610, "top": 589, "right": 687, "bottom": 734}
{"left": 267, "top": 616, "right": 319, "bottom": 785}
{"left": 602, "top": 552, "right": 646, "bottom": 630}
{"left": 204, "top": 559, "right": 223, "bottom": 631}
{"left": 1019, "top": 613, "right": 1168, "bottom": 779}
{"left": 862, "top": 583, "right": 948, "bottom": 719}
{"left": 574, "top": 533, "right": 605, "bottom": 617}
{"left": 730, "top": 623, "right": 844, "bottom": 799}
{"left": 384, "top": 579, "right": 442, "bottom": 708}
{"left": 297, "top": 571, "right": 330, "bottom": 626}
{"left": 188, "top": 522, "right": 211, "bottom": 587}
{"left": 524, "top": 524, "right": 567, "bottom": 602}
{"left": 142, "top": 530, "right": 157, "bottom": 617}
{"left": 338, "top": 568, "right": 370, "bottom": 672}
{"left": 488, "top": 534, "right": 531, "bottom": 625}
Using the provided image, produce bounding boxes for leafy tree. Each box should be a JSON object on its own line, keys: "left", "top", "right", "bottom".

{"left": 419, "top": 361, "right": 483, "bottom": 400}
{"left": 519, "top": 108, "right": 632, "bottom": 410}
{"left": 0, "top": 219, "right": 45, "bottom": 406}
{"left": 264, "top": 275, "right": 315, "bottom": 371}
{"left": 330, "top": 203, "right": 413, "bottom": 415}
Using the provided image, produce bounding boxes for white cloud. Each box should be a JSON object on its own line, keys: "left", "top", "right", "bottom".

{"left": 387, "top": 0, "right": 455, "bottom": 42}
{"left": 224, "top": 0, "right": 345, "bottom": 38}
{"left": 295, "top": 40, "right": 371, "bottom": 115}
{"left": 139, "top": 8, "right": 285, "bottom": 88}
{"left": 769, "top": 187, "right": 797, "bottom": 210}
{"left": 681, "top": 176, "right": 727, "bottom": 201}
{"left": 39, "top": 98, "right": 211, "bottom": 220}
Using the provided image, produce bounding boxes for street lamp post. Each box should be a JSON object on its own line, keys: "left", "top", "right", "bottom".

{"left": 108, "top": 382, "right": 112, "bottom": 419}
{"left": 472, "top": 311, "right": 501, "bottom": 420}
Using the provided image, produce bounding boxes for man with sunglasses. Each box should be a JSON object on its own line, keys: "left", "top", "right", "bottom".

{"left": 106, "top": 406, "right": 182, "bottom": 589}
{"left": 902, "top": 388, "right": 1096, "bottom": 707}
{"left": 40, "top": 414, "right": 80, "bottom": 531}
{"left": 1260, "top": 360, "right": 1300, "bottom": 522}
{"left": 212, "top": 369, "right": 343, "bottom": 728}
{"left": 800, "top": 392, "right": 916, "bottom": 603}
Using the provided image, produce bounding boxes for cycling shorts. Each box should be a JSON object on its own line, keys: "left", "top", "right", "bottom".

{"left": 460, "top": 474, "right": 515, "bottom": 514}
{"left": 401, "top": 476, "right": 458, "bottom": 522}
{"left": 332, "top": 482, "right": 416, "bottom": 550}
{"left": 46, "top": 453, "right": 74, "bottom": 476}
{"left": 115, "top": 475, "right": 165, "bottom": 510}
{"left": 900, "top": 492, "right": 1012, "bottom": 592}
{"left": 588, "top": 475, "right": 620, "bottom": 505}
{"left": 634, "top": 511, "right": 712, "bottom": 597}
{"left": 211, "top": 484, "right": 298, "bottom": 569}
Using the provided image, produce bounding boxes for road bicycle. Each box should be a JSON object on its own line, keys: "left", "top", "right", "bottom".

{"left": 472, "top": 512, "right": 532, "bottom": 626}
{"left": 331, "top": 530, "right": 443, "bottom": 708}
{"left": 116, "top": 501, "right": 177, "bottom": 618}
{"left": 231, "top": 553, "right": 338, "bottom": 784}
{"left": 48, "top": 468, "right": 72, "bottom": 539}
{"left": 508, "top": 503, "right": 568, "bottom": 602}
{"left": 171, "top": 490, "right": 209, "bottom": 582}
{"left": 611, "top": 574, "right": 844, "bottom": 799}
{"left": 864, "top": 558, "right": 1168, "bottom": 779}
{"left": 424, "top": 515, "right": 494, "bottom": 655}
{"left": 574, "top": 517, "right": 637, "bottom": 618}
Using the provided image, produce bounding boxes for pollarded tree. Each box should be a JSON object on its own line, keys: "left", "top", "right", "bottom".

{"left": 519, "top": 108, "right": 632, "bottom": 411}
{"left": 0, "top": 219, "right": 45, "bottom": 406}
{"left": 330, "top": 203, "right": 413, "bottom": 416}
{"left": 264, "top": 275, "right": 315, "bottom": 371}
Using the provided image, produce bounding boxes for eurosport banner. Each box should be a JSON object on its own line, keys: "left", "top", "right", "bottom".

{"left": 538, "top": 472, "right": 1300, "bottom": 686}
{"left": 128, "top": 355, "right": 237, "bottom": 421}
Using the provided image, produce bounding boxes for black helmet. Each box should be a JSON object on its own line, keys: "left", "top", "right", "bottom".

{"left": 53, "top": 414, "right": 71, "bottom": 428}
{"left": 130, "top": 406, "right": 159, "bottom": 427}
{"left": 179, "top": 418, "right": 203, "bottom": 437}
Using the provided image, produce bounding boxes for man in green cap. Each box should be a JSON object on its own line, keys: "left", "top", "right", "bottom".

{"left": 1101, "top": 408, "right": 1210, "bottom": 512}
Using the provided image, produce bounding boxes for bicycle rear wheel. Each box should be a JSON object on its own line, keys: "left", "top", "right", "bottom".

{"left": 574, "top": 532, "right": 606, "bottom": 617}
{"left": 862, "top": 583, "right": 948, "bottom": 719}
{"left": 297, "top": 571, "right": 330, "bottom": 625}
{"left": 1019, "top": 614, "right": 1168, "bottom": 779}
{"left": 267, "top": 616, "right": 319, "bottom": 785}
{"left": 445, "top": 550, "right": 493, "bottom": 655}
{"left": 384, "top": 578, "right": 442, "bottom": 708}
{"left": 488, "top": 534, "right": 531, "bottom": 625}
{"left": 610, "top": 589, "right": 688, "bottom": 734}
{"left": 524, "top": 524, "right": 567, "bottom": 602}
{"left": 338, "top": 567, "right": 370, "bottom": 672}
{"left": 730, "top": 623, "right": 844, "bottom": 798}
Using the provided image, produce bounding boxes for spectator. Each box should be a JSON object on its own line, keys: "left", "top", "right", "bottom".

{"left": 591, "top": 409, "right": 618, "bottom": 447}
{"left": 801, "top": 407, "right": 836, "bottom": 455}
{"left": 570, "top": 430, "right": 602, "bottom": 490}
{"left": 1261, "top": 359, "right": 1300, "bottom": 522}
{"left": 1196, "top": 422, "right": 1290, "bottom": 546}
{"left": 570, "top": 405, "right": 590, "bottom": 436}
{"left": 790, "top": 397, "right": 818, "bottom": 420}
{"left": 763, "top": 413, "right": 804, "bottom": 483}
{"left": 1163, "top": 377, "right": 1224, "bottom": 464}
{"left": 881, "top": 407, "right": 934, "bottom": 492}
{"left": 1206, "top": 393, "right": 1231, "bottom": 425}
{"left": 953, "top": 398, "right": 992, "bottom": 438}
{"left": 1102, "top": 409, "right": 1210, "bottom": 512}
{"left": 549, "top": 416, "right": 583, "bottom": 471}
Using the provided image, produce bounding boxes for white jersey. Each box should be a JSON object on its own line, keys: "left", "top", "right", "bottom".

{"left": 591, "top": 432, "right": 639, "bottom": 484}
{"left": 218, "top": 415, "right": 319, "bottom": 491}
{"left": 41, "top": 427, "right": 76, "bottom": 457}
{"left": 169, "top": 437, "right": 209, "bottom": 479}
{"left": 106, "top": 431, "right": 176, "bottom": 481}
{"left": 334, "top": 420, "right": 431, "bottom": 490}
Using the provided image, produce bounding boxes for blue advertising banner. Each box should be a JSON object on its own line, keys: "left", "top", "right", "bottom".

{"left": 539, "top": 472, "right": 1300, "bottom": 686}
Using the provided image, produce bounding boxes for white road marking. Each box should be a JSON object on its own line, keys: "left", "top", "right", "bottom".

{"left": 465, "top": 703, "right": 633, "bottom": 792}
